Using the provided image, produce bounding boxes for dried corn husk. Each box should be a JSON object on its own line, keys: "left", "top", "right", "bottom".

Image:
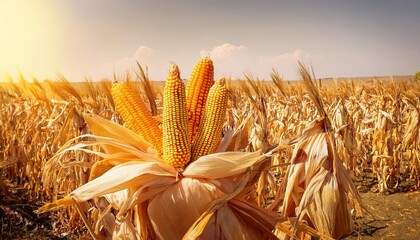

{"left": 37, "top": 113, "right": 282, "bottom": 239}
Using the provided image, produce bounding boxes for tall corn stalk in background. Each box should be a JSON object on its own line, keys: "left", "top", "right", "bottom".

{"left": 402, "top": 96, "right": 420, "bottom": 189}
{"left": 271, "top": 63, "right": 363, "bottom": 239}
{"left": 238, "top": 75, "right": 275, "bottom": 207}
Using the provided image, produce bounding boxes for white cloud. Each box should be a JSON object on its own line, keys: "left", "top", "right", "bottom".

{"left": 200, "top": 43, "right": 248, "bottom": 60}
{"left": 259, "top": 49, "right": 311, "bottom": 64}
{"left": 113, "top": 45, "right": 156, "bottom": 71}
{"left": 258, "top": 49, "right": 324, "bottom": 80}
{"left": 95, "top": 45, "right": 162, "bottom": 80}
{"left": 197, "top": 43, "right": 252, "bottom": 80}
{"left": 134, "top": 45, "right": 155, "bottom": 57}
{"left": 279, "top": 49, "right": 310, "bottom": 61}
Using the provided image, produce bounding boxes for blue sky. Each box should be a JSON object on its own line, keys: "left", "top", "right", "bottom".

{"left": 1, "top": 0, "right": 419, "bottom": 81}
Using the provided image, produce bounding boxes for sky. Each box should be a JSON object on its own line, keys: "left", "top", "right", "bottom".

{"left": 1, "top": 0, "right": 419, "bottom": 82}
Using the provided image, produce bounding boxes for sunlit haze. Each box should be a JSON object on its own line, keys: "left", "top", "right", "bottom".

{"left": 1, "top": 0, "right": 419, "bottom": 82}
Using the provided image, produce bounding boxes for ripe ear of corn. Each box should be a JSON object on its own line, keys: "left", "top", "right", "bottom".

{"left": 191, "top": 77, "right": 228, "bottom": 161}
{"left": 163, "top": 64, "right": 191, "bottom": 168}
{"left": 186, "top": 57, "right": 214, "bottom": 142}
{"left": 112, "top": 82, "right": 163, "bottom": 154}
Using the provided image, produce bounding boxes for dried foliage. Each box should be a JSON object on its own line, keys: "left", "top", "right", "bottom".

{"left": 0, "top": 61, "right": 419, "bottom": 239}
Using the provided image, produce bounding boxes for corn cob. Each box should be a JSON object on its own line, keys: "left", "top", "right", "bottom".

{"left": 186, "top": 57, "right": 214, "bottom": 142}
{"left": 111, "top": 82, "right": 163, "bottom": 154}
{"left": 163, "top": 64, "right": 191, "bottom": 168}
{"left": 191, "top": 77, "right": 228, "bottom": 161}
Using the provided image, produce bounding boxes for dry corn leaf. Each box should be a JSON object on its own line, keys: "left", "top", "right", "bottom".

{"left": 84, "top": 113, "right": 153, "bottom": 154}
{"left": 278, "top": 118, "right": 362, "bottom": 239}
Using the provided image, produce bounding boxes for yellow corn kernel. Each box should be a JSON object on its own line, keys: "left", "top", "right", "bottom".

{"left": 186, "top": 57, "right": 214, "bottom": 142}
{"left": 191, "top": 77, "right": 228, "bottom": 161}
{"left": 112, "top": 82, "right": 163, "bottom": 154}
{"left": 163, "top": 64, "right": 191, "bottom": 168}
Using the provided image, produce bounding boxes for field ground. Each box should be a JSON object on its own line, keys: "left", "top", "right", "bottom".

{"left": 346, "top": 191, "right": 420, "bottom": 239}
{"left": 344, "top": 178, "right": 420, "bottom": 239}
{"left": 0, "top": 181, "right": 90, "bottom": 240}
{"left": 1, "top": 178, "right": 419, "bottom": 239}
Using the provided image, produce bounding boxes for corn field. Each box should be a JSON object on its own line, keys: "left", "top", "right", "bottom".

{"left": 0, "top": 61, "right": 419, "bottom": 239}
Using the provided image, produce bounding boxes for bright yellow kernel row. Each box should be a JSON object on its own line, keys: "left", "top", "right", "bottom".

{"left": 191, "top": 77, "right": 228, "bottom": 161}
{"left": 186, "top": 57, "right": 214, "bottom": 142}
{"left": 112, "top": 82, "right": 163, "bottom": 154}
{"left": 162, "top": 64, "right": 191, "bottom": 168}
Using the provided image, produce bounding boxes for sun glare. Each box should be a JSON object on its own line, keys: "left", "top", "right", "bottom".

{"left": 0, "top": 1, "right": 60, "bottom": 81}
